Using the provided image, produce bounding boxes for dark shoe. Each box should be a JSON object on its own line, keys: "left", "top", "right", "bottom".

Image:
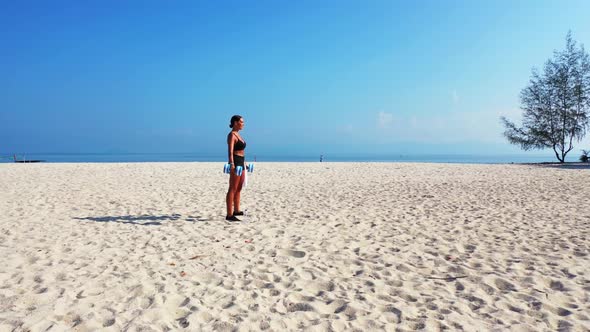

{"left": 225, "top": 215, "right": 241, "bottom": 222}
{"left": 233, "top": 211, "right": 244, "bottom": 216}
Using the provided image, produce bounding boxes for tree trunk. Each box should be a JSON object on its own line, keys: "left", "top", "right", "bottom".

{"left": 553, "top": 146, "right": 565, "bottom": 163}
{"left": 560, "top": 107, "right": 567, "bottom": 163}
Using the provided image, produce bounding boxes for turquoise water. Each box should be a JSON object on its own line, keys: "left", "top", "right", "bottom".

{"left": 0, "top": 153, "right": 561, "bottom": 164}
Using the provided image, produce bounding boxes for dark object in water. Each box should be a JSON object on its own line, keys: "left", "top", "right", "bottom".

{"left": 13, "top": 154, "right": 44, "bottom": 163}
{"left": 14, "top": 160, "right": 44, "bottom": 163}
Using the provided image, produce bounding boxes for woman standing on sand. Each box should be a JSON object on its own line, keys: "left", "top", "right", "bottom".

{"left": 226, "top": 115, "right": 247, "bottom": 222}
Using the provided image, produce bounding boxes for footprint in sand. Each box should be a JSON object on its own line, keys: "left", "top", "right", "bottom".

{"left": 103, "top": 318, "right": 115, "bottom": 327}
{"left": 35, "top": 287, "right": 48, "bottom": 294}
{"left": 279, "top": 249, "right": 306, "bottom": 258}
{"left": 554, "top": 307, "right": 573, "bottom": 317}
{"left": 494, "top": 278, "right": 516, "bottom": 292}
{"left": 304, "top": 280, "right": 335, "bottom": 296}
{"left": 380, "top": 305, "right": 402, "bottom": 323}
{"left": 212, "top": 321, "right": 233, "bottom": 331}
{"left": 549, "top": 280, "right": 566, "bottom": 291}
{"left": 287, "top": 302, "right": 314, "bottom": 312}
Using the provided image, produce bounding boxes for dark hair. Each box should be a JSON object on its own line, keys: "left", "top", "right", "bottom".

{"left": 229, "top": 115, "right": 242, "bottom": 128}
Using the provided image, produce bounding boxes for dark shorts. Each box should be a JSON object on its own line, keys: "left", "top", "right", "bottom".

{"left": 233, "top": 154, "right": 245, "bottom": 168}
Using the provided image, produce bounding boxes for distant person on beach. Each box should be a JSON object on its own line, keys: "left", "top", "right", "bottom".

{"left": 226, "top": 115, "right": 247, "bottom": 222}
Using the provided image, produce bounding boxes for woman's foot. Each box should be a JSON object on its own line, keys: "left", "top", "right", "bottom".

{"left": 233, "top": 211, "right": 244, "bottom": 216}
{"left": 225, "top": 215, "right": 241, "bottom": 222}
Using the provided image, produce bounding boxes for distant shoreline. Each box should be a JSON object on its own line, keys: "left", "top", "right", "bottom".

{"left": 2, "top": 161, "right": 588, "bottom": 167}
{"left": 0, "top": 153, "right": 569, "bottom": 164}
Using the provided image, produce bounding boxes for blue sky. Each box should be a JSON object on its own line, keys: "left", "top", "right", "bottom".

{"left": 2, "top": 0, "right": 590, "bottom": 158}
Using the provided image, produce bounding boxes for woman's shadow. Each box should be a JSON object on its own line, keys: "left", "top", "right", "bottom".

{"left": 73, "top": 214, "right": 182, "bottom": 226}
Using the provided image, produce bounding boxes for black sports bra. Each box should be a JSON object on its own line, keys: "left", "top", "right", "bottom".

{"left": 234, "top": 136, "right": 246, "bottom": 151}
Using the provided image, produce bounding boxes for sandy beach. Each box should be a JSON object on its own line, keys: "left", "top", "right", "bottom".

{"left": 0, "top": 162, "right": 588, "bottom": 331}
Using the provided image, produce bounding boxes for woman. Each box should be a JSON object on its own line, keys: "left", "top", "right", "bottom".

{"left": 226, "top": 115, "right": 247, "bottom": 221}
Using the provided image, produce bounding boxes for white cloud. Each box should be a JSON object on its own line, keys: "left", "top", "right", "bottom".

{"left": 377, "top": 111, "right": 394, "bottom": 129}
{"left": 374, "top": 108, "right": 519, "bottom": 144}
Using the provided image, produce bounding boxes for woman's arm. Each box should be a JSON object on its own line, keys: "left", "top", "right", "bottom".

{"left": 227, "top": 133, "right": 236, "bottom": 165}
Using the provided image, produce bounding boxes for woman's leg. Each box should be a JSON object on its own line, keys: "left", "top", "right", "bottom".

{"left": 226, "top": 172, "right": 240, "bottom": 216}
{"left": 233, "top": 173, "right": 245, "bottom": 212}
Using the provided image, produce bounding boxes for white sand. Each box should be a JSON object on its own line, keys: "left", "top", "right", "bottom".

{"left": 0, "top": 162, "right": 589, "bottom": 331}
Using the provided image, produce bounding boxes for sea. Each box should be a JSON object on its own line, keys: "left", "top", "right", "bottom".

{"left": 0, "top": 153, "right": 567, "bottom": 164}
